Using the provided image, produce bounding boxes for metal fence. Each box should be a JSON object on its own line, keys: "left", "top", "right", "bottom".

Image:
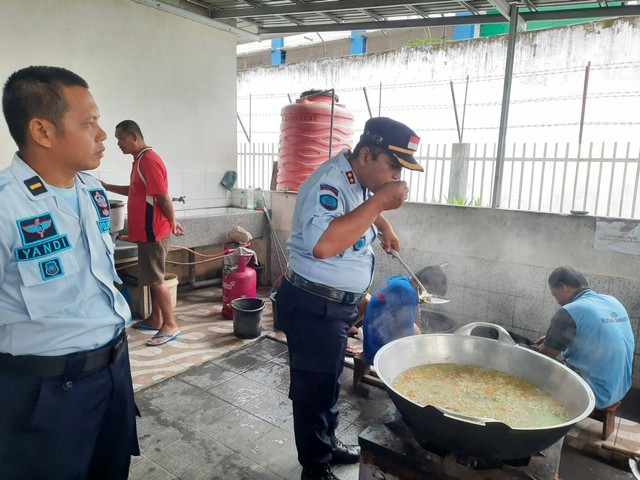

{"left": 238, "top": 141, "right": 640, "bottom": 219}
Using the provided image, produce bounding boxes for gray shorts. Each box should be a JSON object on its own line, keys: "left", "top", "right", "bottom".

{"left": 137, "top": 237, "right": 169, "bottom": 286}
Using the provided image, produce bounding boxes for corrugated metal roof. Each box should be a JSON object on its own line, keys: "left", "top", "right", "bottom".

{"left": 135, "top": 0, "right": 639, "bottom": 41}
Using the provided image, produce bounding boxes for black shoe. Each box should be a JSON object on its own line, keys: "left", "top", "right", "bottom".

{"left": 329, "top": 435, "right": 360, "bottom": 464}
{"left": 301, "top": 464, "right": 339, "bottom": 480}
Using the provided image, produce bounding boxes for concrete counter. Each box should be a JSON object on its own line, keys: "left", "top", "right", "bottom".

{"left": 114, "top": 208, "right": 268, "bottom": 263}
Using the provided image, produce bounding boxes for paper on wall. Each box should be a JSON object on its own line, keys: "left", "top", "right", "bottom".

{"left": 594, "top": 221, "right": 640, "bottom": 255}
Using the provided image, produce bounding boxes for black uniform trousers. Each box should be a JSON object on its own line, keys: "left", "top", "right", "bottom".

{"left": 0, "top": 340, "right": 139, "bottom": 480}
{"left": 276, "top": 279, "right": 357, "bottom": 468}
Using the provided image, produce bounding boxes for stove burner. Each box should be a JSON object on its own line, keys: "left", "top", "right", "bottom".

{"left": 358, "top": 407, "right": 562, "bottom": 480}
{"left": 416, "top": 436, "right": 534, "bottom": 469}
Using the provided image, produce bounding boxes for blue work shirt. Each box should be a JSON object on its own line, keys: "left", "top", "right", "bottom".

{"left": 0, "top": 154, "right": 131, "bottom": 356}
{"left": 287, "top": 149, "right": 376, "bottom": 293}
{"left": 363, "top": 275, "right": 419, "bottom": 365}
{"left": 546, "top": 289, "right": 635, "bottom": 409}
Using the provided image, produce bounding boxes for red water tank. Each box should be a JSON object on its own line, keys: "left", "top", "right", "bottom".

{"left": 222, "top": 253, "right": 257, "bottom": 319}
{"left": 277, "top": 90, "right": 355, "bottom": 192}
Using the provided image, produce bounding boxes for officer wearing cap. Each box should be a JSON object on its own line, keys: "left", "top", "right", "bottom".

{"left": 0, "top": 66, "right": 139, "bottom": 479}
{"left": 277, "top": 116, "right": 423, "bottom": 480}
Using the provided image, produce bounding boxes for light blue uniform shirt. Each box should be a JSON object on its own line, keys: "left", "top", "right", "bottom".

{"left": 562, "top": 289, "right": 635, "bottom": 409}
{"left": 287, "top": 149, "right": 376, "bottom": 293}
{"left": 0, "top": 154, "right": 131, "bottom": 356}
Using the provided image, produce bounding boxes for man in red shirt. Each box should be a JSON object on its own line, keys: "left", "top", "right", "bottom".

{"left": 102, "top": 120, "right": 184, "bottom": 346}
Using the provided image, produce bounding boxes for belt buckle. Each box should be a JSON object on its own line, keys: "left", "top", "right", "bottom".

{"left": 347, "top": 292, "right": 362, "bottom": 305}
{"left": 340, "top": 292, "right": 355, "bottom": 305}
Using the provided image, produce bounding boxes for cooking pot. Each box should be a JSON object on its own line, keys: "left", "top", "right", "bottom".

{"left": 109, "top": 200, "right": 125, "bottom": 233}
{"left": 419, "top": 309, "right": 457, "bottom": 334}
{"left": 374, "top": 322, "right": 595, "bottom": 460}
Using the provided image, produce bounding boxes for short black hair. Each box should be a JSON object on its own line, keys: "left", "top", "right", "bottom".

{"left": 349, "top": 142, "right": 391, "bottom": 163}
{"left": 548, "top": 266, "right": 589, "bottom": 289}
{"left": 2, "top": 66, "right": 89, "bottom": 148}
{"left": 115, "top": 120, "right": 144, "bottom": 140}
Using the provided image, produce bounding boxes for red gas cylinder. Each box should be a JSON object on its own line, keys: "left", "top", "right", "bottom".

{"left": 222, "top": 253, "right": 257, "bottom": 319}
{"left": 277, "top": 90, "right": 354, "bottom": 192}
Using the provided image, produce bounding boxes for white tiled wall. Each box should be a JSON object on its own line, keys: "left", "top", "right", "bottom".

{"left": 97, "top": 169, "right": 234, "bottom": 214}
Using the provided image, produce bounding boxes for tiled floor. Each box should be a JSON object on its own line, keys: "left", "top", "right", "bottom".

{"left": 127, "top": 285, "right": 276, "bottom": 391}
{"left": 129, "top": 286, "right": 638, "bottom": 480}
{"left": 130, "top": 338, "right": 390, "bottom": 480}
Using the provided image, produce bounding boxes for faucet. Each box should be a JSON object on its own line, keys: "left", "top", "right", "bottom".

{"left": 172, "top": 196, "right": 186, "bottom": 204}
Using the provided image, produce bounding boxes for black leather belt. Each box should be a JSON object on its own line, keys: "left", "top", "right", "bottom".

{"left": 0, "top": 330, "right": 128, "bottom": 377}
{"left": 285, "top": 268, "right": 363, "bottom": 305}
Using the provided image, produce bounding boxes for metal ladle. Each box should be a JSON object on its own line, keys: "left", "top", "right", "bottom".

{"left": 377, "top": 232, "right": 451, "bottom": 305}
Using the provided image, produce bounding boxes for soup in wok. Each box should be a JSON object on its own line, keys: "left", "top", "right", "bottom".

{"left": 392, "top": 363, "right": 570, "bottom": 428}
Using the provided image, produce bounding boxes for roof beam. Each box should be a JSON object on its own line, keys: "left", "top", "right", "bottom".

{"left": 457, "top": 1, "right": 480, "bottom": 16}
{"left": 486, "top": 0, "right": 527, "bottom": 31}
{"left": 257, "top": 4, "right": 640, "bottom": 34}
{"left": 358, "top": 9, "right": 385, "bottom": 21}
{"left": 239, "top": 0, "right": 305, "bottom": 26}
{"left": 132, "top": 0, "right": 259, "bottom": 40}
{"left": 520, "top": 0, "right": 537, "bottom": 13}
{"left": 523, "top": 4, "right": 639, "bottom": 21}
{"left": 405, "top": 5, "right": 430, "bottom": 18}
{"left": 211, "top": 0, "right": 440, "bottom": 19}
{"left": 259, "top": 13, "right": 507, "bottom": 34}
{"left": 291, "top": 0, "right": 344, "bottom": 23}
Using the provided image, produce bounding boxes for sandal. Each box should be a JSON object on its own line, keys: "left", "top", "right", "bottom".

{"left": 346, "top": 342, "right": 363, "bottom": 357}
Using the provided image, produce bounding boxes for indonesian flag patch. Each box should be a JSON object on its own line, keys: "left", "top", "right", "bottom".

{"left": 408, "top": 136, "right": 420, "bottom": 150}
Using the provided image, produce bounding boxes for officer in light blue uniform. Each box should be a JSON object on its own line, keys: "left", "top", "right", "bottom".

{"left": 0, "top": 156, "right": 130, "bottom": 355}
{"left": 538, "top": 266, "right": 635, "bottom": 410}
{"left": 0, "top": 66, "right": 139, "bottom": 480}
{"left": 277, "top": 117, "right": 424, "bottom": 480}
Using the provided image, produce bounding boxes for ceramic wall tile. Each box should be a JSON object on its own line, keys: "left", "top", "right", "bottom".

{"left": 204, "top": 197, "right": 228, "bottom": 209}
{"left": 436, "top": 254, "right": 466, "bottom": 290}
{"left": 634, "top": 354, "right": 640, "bottom": 387}
{"left": 182, "top": 172, "right": 206, "bottom": 202}
{"left": 449, "top": 312, "right": 479, "bottom": 328}
{"left": 632, "top": 316, "right": 640, "bottom": 355}
{"left": 586, "top": 274, "right": 611, "bottom": 296}
{"left": 607, "top": 276, "right": 640, "bottom": 317}
{"left": 511, "top": 265, "right": 547, "bottom": 301}
{"left": 435, "top": 284, "right": 466, "bottom": 318}
{"left": 514, "top": 295, "right": 548, "bottom": 333}
{"left": 206, "top": 171, "right": 231, "bottom": 201}
{"left": 463, "top": 258, "right": 501, "bottom": 292}
{"left": 485, "top": 293, "right": 516, "bottom": 328}
{"left": 459, "top": 287, "right": 489, "bottom": 323}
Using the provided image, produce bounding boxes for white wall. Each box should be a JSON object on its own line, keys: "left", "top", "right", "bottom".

{"left": 237, "top": 17, "right": 640, "bottom": 147}
{"left": 1, "top": 0, "right": 237, "bottom": 210}
{"left": 270, "top": 192, "right": 640, "bottom": 387}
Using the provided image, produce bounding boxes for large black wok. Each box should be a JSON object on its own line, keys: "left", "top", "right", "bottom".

{"left": 373, "top": 322, "right": 595, "bottom": 460}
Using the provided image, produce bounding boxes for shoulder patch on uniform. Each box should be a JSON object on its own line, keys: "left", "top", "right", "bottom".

{"left": 14, "top": 213, "right": 71, "bottom": 262}
{"left": 88, "top": 188, "right": 111, "bottom": 233}
{"left": 345, "top": 171, "right": 356, "bottom": 185}
{"left": 24, "top": 176, "right": 47, "bottom": 196}
{"left": 320, "top": 183, "right": 339, "bottom": 196}
{"left": 319, "top": 194, "right": 338, "bottom": 211}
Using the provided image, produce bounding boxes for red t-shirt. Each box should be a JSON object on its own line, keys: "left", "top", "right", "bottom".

{"left": 126, "top": 148, "right": 171, "bottom": 242}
